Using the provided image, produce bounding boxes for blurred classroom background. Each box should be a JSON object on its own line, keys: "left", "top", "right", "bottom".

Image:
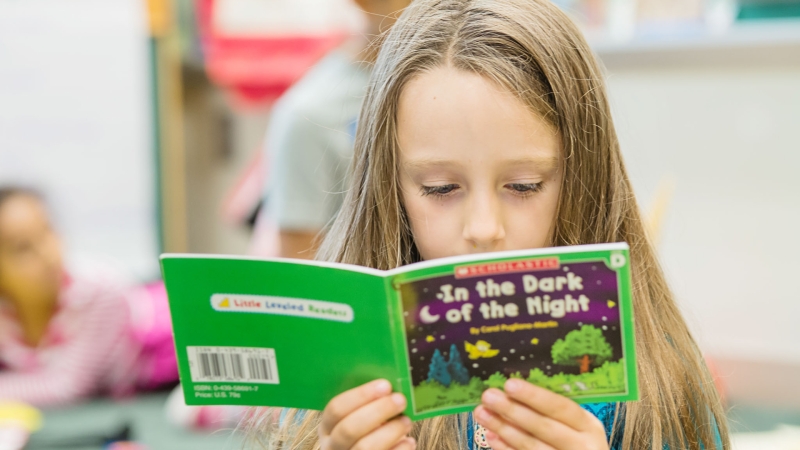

{"left": 1, "top": 0, "right": 799, "bottom": 448}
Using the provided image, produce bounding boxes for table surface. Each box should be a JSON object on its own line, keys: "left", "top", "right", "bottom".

{"left": 25, "top": 393, "right": 800, "bottom": 450}
{"left": 27, "top": 392, "right": 243, "bottom": 450}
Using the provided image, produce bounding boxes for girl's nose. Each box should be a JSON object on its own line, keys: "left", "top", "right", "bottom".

{"left": 38, "top": 232, "right": 62, "bottom": 272}
{"left": 463, "top": 192, "right": 505, "bottom": 250}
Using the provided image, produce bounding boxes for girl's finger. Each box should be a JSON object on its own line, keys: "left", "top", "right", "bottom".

{"left": 320, "top": 379, "right": 393, "bottom": 435}
{"left": 475, "top": 406, "right": 555, "bottom": 450}
{"left": 388, "top": 436, "right": 417, "bottom": 450}
{"left": 328, "top": 393, "right": 408, "bottom": 449}
{"left": 349, "top": 416, "right": 414, "bottom": 450}
{"left": 504, "top": 379, "right": 602, "bottom": 433}
{"left": 481, "top": 388, "right": 578, "bottom": 448}
{"left": 484, "top": 430, "right": 514, "bottom": 450}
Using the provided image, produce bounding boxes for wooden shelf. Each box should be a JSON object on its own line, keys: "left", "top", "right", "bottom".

{"left": 591, "top": 19, "right": 800, "bottom": 68}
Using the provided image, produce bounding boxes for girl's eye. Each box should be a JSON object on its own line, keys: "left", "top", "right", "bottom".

{"left": 506, "top": 182, "right": 543, "bottom": 197}
{"left": 421, "top": 184, "right": 459, "bottom": 198}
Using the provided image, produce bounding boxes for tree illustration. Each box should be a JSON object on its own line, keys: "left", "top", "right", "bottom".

{"left": 446, "top": 344, "right": 470, "bottom": 385}
{"left": 427, "top": 349, "right": 452, "bottom": 386}
{"left": 551, "top": 325, "right": 612, "bottom": 374}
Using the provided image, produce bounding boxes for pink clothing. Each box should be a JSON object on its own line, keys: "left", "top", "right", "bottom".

{"left": 129, "top": 282, "right": 178, "bottom": 390}
{"left": 0, "top": 271, "right": 177, "bottom": 406}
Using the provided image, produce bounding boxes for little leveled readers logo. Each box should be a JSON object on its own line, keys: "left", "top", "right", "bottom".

{"left": 211, "top": 294, "right": 354, "bottom": 323}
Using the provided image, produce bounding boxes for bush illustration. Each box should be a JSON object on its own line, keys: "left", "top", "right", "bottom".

{"left": 413, "top": 360, "right": 627, "bottom": 413}
{"left": 485, "top": 372, "right": 508, "bottom": 389}
{"left": 414, "top": 377, "right": 486, "bottom": 412}
{"left": 526, "top": 368, "right": 548, "bottom": 385}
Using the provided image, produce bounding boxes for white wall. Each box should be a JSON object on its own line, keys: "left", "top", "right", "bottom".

{"left": 602, "top": 40, "right": 800, "bottom": 365}
{"left": 214, "top": 0, "right": 364, "bottom": 35}
{"left": 0, "top": 0, "right": 158, "bottom": 280}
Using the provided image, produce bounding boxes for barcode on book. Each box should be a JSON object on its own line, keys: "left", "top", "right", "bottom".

{"left": 186, "top": 346, "right": 279, "bottom": 384}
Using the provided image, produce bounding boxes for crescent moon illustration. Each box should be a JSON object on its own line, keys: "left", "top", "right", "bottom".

{"left": 419, "top": 305, "right": 440, "bottom": 324}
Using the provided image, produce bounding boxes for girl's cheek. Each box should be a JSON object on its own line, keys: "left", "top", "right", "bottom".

{"left": 410, "top": 205, "right": 465, "bottom": 259}
{"left": 411, "top": 217, "right": 460, "bottom": 260}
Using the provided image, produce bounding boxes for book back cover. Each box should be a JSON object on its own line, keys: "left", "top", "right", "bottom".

{"left": 161, "top": 257, "right": 398, "bottom": 410}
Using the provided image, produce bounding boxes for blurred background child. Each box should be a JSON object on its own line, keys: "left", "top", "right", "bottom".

{"left": 0, "top": 187, "right": 177, "bottom": 406}
{"left": 254, "top": 0, "right": 412, "bottom": 259}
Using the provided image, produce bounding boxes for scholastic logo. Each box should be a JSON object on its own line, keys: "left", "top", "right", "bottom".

{"left": 455, "top": 257, "right": 559, "bottom": 279}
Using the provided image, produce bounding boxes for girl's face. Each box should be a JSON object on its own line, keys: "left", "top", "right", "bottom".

{"left": 398, "top": 66, "right": 562, "bottom": 260}
{"left": 0, "top": 194, "right": 63, "bottom": 306}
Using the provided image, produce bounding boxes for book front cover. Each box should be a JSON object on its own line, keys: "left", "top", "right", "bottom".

{"left": 392, "top": 247, "right": 637, "bottom": 419}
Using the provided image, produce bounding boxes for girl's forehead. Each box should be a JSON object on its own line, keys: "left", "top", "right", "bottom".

{"left": 400, "top": 66, "right": 521, "bottom": 115}
{"left": 397, "top": 66, "right": 560, "bottom": 169}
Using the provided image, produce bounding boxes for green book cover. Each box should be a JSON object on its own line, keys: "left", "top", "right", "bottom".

{"left": 161, "top": 242, "right": 638, "bottom": 421}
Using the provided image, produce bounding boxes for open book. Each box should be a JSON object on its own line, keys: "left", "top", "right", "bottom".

{"left": 161, "top": 243, "right": 638, "bottom": 421}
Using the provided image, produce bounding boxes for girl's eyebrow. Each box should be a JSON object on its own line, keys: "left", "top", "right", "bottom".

{"left": 402, "top": 157, "right": 464, "bottom": 171}
{"left": 403, "top": 155, "right": 559, "bottom": 171}
{"left": 502, "top": 156, "right": 560, "bottom": 171}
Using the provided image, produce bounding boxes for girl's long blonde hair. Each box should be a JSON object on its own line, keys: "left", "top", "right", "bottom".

{"left": 250, "top": 0, "right": 730, "bottom": 448}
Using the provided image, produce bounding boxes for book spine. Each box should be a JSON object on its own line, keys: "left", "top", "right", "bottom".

{"left": 384, "top": 276, "right": 417, "bottom": 419}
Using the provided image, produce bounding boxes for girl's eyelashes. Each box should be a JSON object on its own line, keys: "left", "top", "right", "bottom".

{"left": 419, "top": 182, "right": 544, "bottom": 198}
{"left": 420, "top": 184, "right": 459, "bottom": 198}
{"left": 506, "top": 182, "right": 543, "bottom": 197}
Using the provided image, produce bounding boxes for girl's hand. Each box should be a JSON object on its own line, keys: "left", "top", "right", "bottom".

{"left": 475, "top": 379, "right": 608, "bottom": 450}
{"left": 319, "top": 379, "right": 416, "bottom": 450}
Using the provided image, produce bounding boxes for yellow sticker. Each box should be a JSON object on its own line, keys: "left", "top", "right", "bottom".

{"left": 0, "top": 402, "right": 43, "bottom": 432}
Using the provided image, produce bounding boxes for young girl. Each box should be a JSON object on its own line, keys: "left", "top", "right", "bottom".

{"left": 0, "top": 187, "right": 177, "bottom": 406}
{"left": 253, "top": 0, "right": 730, "bottom": 448}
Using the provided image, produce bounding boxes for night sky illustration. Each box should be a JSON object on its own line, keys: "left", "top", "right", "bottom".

{"left": 399, "top": 260, "right": 625, "bottom": 386}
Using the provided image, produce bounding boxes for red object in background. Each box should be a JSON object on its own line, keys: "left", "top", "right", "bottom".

{"left": 196, "top": 0, "right": 348, "bottom": 108}
{"left": 105, "top": 443, "right": 148, "bottom": 450}
{"left": 705, "top": 355, "right": 728, "bottom": 406}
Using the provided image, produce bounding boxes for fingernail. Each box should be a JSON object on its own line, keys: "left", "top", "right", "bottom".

{"left": 401, "top": 416, "right": 412, "bottom": 427}
{"left": 374, "top": 379, "right": 391, "bottom": 395}
{"left": 482, "top": 389, "right": 501, "bottom": 404}
{"left": 406, "top": 436, "right": 417, "bottom": 448}
{"left": 485, "top": 429, "right": 498, "bottom": 441}
{"left": 475, "top": 406, "right": 491, "bottom": 422}
{"left": 392, "top": 393, "right": 407, "bottom": 407}
{"left": 505, "top": 378, "right": 522, "bottom": 393}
